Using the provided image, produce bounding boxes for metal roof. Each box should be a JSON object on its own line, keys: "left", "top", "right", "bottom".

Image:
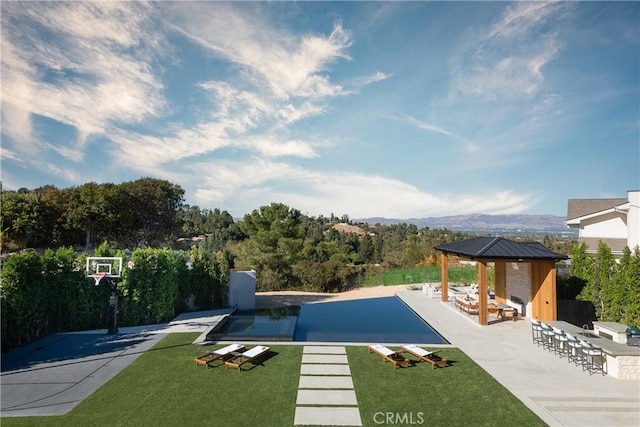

{"left": 434, "top": 237, "right": 569, "bottom": 261}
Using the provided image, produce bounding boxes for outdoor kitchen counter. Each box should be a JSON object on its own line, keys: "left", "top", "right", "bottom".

{"left": 549, "top": 321, "right": 640, "bottom": 357}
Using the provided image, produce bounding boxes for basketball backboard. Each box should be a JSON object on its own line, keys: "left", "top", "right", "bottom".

{"left": 86, "top": 257, "right": 123, "bottom": 278}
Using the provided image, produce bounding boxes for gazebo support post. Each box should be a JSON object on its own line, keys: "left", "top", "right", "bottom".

{"left": 478, "top": 261, "right": 488, "bottom": 325}
{"left": 494, "top": 261, "right": 506, "bottom": 304}
{"left": 440, "top": 253, "right": 449, "bottom": 303}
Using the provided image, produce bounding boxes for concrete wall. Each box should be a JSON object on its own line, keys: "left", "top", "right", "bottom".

{"left": 229, "top": 270, "right": 256, "bottom": 310}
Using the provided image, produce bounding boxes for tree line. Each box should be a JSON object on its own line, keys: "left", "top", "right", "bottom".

{"left": 1, "top": 178, "right": 185, "bottom": 251}
{"left": 4, "top": 177, "right": 638, "bottom": 342}
{"left": 2, "top": 178, "right": 578, "bottom": 294}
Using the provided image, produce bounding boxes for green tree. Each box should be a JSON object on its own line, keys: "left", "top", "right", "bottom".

{"left": 616, "top": 247, "right": 640, "bottom": 326}
{"left": 236, "top": 203, "right": 305, "bottom": 291}
{"left": 118, "top": 178, "right": 185, "bottom": 249}
{"left": 0, "top": 190, "right": 52, "bottom": 248}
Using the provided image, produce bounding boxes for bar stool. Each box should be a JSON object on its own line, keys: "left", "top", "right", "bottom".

{"left": 581, "top": 341, "right": 607, "bottom": 375}
{"left": 552, "top": 327, "right": 569, "bottom": 358}
{"left": 540, "top": 323, "right": 556, "bottom": 352}
{"left": 565, "top": 333, "right": 583, "bottom": 365}
{"left": 531, "top": 319, "right": 544, "bottom": 346}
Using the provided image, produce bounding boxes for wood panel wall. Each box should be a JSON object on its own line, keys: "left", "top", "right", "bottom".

{"left": 530, "top": 261, "right": 557, "bottom": 321}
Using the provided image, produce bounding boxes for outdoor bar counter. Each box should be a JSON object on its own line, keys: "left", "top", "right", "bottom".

{"left": 549, "top": 321, "right": 640, "bottom": 380}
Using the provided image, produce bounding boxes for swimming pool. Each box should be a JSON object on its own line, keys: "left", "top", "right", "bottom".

{"left": 206, "top": 296, "right": 449, "bottom": 344}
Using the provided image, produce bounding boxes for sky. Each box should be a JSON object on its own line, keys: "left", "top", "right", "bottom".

{"left": 1, "top": 1, "right": 638, "bottom": 219}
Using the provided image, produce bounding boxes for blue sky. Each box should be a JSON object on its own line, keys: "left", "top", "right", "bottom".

{"left": 1, "top": 1, "right": 638, "bottom": 219}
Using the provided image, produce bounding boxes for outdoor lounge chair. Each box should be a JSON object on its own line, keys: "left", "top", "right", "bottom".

{"left": 224, "top": 345, "right": 271, "bottom": 372}
{"left": 195, "top": 343, "right": 245, "bottom": 368}
{"left": 401, "top": 344, "right": 448, "bottom": 369}
{"left": 367, "top": 344, "right": 410, "bottom": 369}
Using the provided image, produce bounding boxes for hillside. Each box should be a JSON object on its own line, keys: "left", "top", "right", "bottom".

{"left": 356, "top": 214, "right": 575, "bottom": 235}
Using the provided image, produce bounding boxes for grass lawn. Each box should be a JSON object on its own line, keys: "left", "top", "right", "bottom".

{"left": 362, "top": 265, "right": 478, "bottom": 287}
{"left": 2, "top": 334, "right": 545, "bottom": 427}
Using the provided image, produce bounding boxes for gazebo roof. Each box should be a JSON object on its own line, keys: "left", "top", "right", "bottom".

{"left": 434, "top": 237, "right": 569, "bottom": 261}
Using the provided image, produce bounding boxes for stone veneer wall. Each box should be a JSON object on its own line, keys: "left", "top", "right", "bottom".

{"left": 506, "top": 262, "right": 531, "bottom": 317}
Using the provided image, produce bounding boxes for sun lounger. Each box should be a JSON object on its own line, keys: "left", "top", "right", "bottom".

{"left": 367, "top": 344, "right": 410, "bottom": 369}
{"left": 195, "top": 343, "right": 245, "bottom": 368}
{"left": 224, "top": 345, "right": 271, "bottom": 372}
{"left": 401, "top": 344, "right": 448, "bottom": 369}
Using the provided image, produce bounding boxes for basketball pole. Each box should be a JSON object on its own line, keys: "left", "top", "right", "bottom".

{"left": 104, "top": 277, "right": 119, "bottom": 335}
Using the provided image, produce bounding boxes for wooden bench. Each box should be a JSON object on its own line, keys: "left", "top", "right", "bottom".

{"left": 455, "top": 297, "right": 479, "bottom": 315}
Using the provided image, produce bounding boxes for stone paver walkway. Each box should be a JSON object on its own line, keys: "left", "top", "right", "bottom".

{"left": 294, "top": 346, "right": 362, "bottom": 426}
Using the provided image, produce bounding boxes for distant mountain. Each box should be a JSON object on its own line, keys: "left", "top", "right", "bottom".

{"left": 356, "top": 214, "right": 576, "bottom": 235}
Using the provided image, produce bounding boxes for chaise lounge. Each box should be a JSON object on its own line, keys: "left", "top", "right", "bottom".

{"left": 367, "top": 344, "right": 410, "bottom": 369}
{"left": 195, "top": 343, "right": 245, "bottom": 368}
{"left": 224, "top": 345, "right": 271, "bottom": 372}
{"left": 401, "top": 344, "right": 448, "bottom": 369}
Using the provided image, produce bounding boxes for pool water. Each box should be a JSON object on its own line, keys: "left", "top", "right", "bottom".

{"left": 207, "top": 296, "right": 448, "bottom": 344}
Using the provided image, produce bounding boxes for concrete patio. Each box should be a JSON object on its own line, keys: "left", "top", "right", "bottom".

{"left": 396, "top": 290, "right": 640, "bottom": 427}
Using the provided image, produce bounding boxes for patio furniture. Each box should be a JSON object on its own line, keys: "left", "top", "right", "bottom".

{"left": 401, "top": 344, "right": 448, "bottom": 369}
{"left": 581, "top": 341, "right": 607, "bottom": 375}
{"left": 531, "top": 319, "right": 544, "bottom": 346}
{"left": 540, "top": 323, "right": 556, "bottom": 352}
{"left": 367, "top": 344, "right": 410, "bottom": 369}
{"left": 565, "top": 333, "right": 584, "bottom": 366}
{"left": 195, "top": 343, "right": 245, "bottom": 368}
{"left": 552, "top": 327, "right": 569, "bottom": 357}
{"left": 454, "top": 297, "right": 479, "bottom": 315}
{"left": 224, "top": 345, "right": 271, "bottom": 372}
{"left": 487, "top": 303, "right": 503, "bottom": 319}
{"left": 500, "top": 307, "right": 517, "bottom": 321}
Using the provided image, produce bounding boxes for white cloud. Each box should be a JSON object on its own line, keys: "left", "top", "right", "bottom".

{"left": 189, "top": 159, "right": 531, "bottom": 217}
{"left": 0, "top": 147, "right": 23, "bottom": 163}
{"left": 167, "top": 3, "right": 351, "bottom": 100}
{"left": 487, "top": 1, "right": 570, "bottom": 41}
{"left": 1, "top": 1, "right": 166, "bottom": 161}
{"left": 449, "top": 1, "right": 570, "bottom": 103}
{"left": 405, "top": 117, "right": 480, "bottom": 153}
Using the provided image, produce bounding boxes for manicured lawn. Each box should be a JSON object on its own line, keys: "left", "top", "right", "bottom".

{"left": 362, "top": 265, "right": 477, "bottom": 287}
{"left": 1, "top": 334, "right": 545, "bottom": 427}
{"left": 350, "top": 347, "right": 545, "bottom": 427}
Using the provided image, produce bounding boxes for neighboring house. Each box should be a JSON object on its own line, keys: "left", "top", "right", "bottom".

{"left": 566, "top": 190, "right": 640, "bottom": 257}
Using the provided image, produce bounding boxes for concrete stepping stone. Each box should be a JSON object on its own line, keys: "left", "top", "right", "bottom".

{"left": 296, "top": 389, "right": 358, "bottom": 405}
{"left": 294, "top": 407, "right": 362, "bottom": 426}
{"left": 303, "top": 346, "right": 346, "bottom": 354}
{"left": 298, "top": 375, "right": 354, "bottom": 389}
{"left": 295, "top": 346, "right": 360, "bottom": 426}
{"left": 301, "top": 354, "right": 349, "bottom": 364}
{"left": 300, "top": 364, "right": 351, "bottom": 376}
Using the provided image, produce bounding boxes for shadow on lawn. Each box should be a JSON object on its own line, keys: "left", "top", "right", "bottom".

{"left": 225, "top": 350, "right": 279, "bottom": 372}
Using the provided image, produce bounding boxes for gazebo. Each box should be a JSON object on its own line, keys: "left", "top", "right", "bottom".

{"left": 435, "top": 237, "right": 569, "bottom": 325}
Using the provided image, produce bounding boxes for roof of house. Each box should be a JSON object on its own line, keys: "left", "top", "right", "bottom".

{"left": 434, "top": 237, "right": 569, "bottom": 261}
{"left": 566, "top": 198, "right": 627, "bottom": 220}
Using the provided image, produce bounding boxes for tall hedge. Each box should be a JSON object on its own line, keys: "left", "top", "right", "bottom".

{"left": 573, "top": 242, "right": 640, "bottom": 327}
{"left": 1, "top": 246, "right": 226, "bottom": 352}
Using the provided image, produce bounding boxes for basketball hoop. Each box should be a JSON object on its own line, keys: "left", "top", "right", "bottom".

{"left": 90, "top": 272, "right": 108, "bottom": 287}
